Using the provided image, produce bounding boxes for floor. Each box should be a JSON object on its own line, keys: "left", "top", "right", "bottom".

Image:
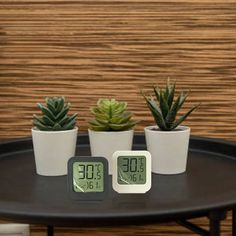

{"left": 1, "top": 213, "right": 232, "bottom": 236}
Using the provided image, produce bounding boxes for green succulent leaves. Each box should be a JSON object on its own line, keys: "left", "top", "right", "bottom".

{"left": 33, "top": 97, "right": 78, "bottom": 131}
{"left": 143, "top": 80, "right": 199, "bottom": 131}
{"left": 89, "top": 98, "right": 137, "bottom": 131}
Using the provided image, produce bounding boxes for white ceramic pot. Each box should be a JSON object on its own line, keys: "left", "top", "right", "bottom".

{"left": 88, "top": 129, "right": 134, "bottom": 174}
{"left": 32, "top": 127, "right": 78, "bottom": 176}
{"left": 144, "top": 125, "right": 190, "bottom": 175}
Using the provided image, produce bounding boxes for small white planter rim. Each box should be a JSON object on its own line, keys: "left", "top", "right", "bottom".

{"left": 144, "top": 125, "right": 190, "bottom": 133}
{"left": 88, "top": 129, "right": 133, "bottom": 134}
{"left": 32, "top": 126, "right": 78, "bottom": 134}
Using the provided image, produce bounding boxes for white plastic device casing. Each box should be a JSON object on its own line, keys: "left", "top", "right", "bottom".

{"left": 112, "top": 150, "right": 152, "bottom": 194}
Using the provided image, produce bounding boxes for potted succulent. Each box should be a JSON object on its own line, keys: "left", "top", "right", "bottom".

{"left": 143, "top": 80, "right": 199, "bottom": 175}
{"left": 32, "top": 97, "right": 78, "bottom": 176}
{"left": 88, "top": 98, "right": 137, "bottom": 174}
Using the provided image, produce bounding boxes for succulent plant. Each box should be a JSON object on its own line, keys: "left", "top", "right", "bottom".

{"left": 143, "top": 80, "right": 199, "bottom": 131}
{"left": 89, "top": 98, "right": 137, "bottom": 131}
{"left": 33, "top": 97, "right": 78, "bottom": 131}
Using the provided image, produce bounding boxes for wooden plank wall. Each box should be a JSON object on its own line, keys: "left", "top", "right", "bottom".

{"left": 0, "top": 0, "right": 236, "bottom": 235}
{"left": 1, "top": 0, "right": 236, "bottom": 140}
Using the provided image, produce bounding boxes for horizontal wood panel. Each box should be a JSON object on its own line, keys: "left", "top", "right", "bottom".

{"left": 0, "top": 214, "right": 233, "bottom": 235}
{"left": 0, "top": 1, "right": 236, "bottom": 235}
{"left": 0, "top": 0, "right": 236, "bottom": 140}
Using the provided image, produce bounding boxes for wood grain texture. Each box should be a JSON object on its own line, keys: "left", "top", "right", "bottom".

{"left": 28, "top": 213, "right": 233, "bottom": 236}
{"left": 0, "top": 214, "right": 233, "bottom": 236}
{"left": 0, "top": 0, "right": 236, "bottom": 140}
{"left": 0, "top": 0, "right": 236, "bottom": 235}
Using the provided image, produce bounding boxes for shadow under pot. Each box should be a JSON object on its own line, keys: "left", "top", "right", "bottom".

{"left": 32, "top": 127, "right": 78, "bottom": 176}
{"left": 144, "top": 125, "right": 190, "bottom": 175}
{"left": 88, "top": 129, "right": 134, "bottom": 175}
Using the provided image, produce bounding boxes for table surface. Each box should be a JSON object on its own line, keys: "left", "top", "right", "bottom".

{"left": 0, "top": 134, "right": 236, "bottom": 226}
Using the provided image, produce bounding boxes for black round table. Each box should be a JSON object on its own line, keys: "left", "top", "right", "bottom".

{"left": 0, "top": 134, "right": 236, "bottom": 236}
